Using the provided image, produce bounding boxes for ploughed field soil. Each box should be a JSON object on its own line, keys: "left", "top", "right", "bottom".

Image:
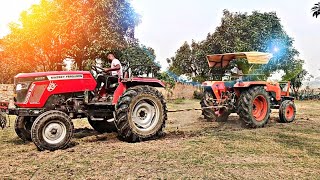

{"left": 0, "top": 100, "right": 320, "bottom": 179}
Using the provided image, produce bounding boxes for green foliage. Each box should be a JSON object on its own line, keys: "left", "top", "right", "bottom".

{"left": 281, "top": 59, "right": 313, "bottom": 97}
{"left": 289, "top": 69, "right": 309, "bottom": 97}
{"left": 1, "top": 0, "right": 140, "bottom": 82}
{"left": 119, "top": 43, "right": 160, "bottom": 76}
{"left": 169, "top": 10, "right": 300, "bottom": 82}
{"left": 193, "top": 90, "right": 204, "bottom": 100}
{"left": 312, "top": 2, "right": 320, "bottom": 18}
{"left": 157, "top": 72, "right": 176, "bottom": 89}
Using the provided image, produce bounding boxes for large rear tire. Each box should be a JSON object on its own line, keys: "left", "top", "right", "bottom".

{"left": 88, "top": 116, "right": 117, "bottom": 133}
{"left": 237, "top": 86, "right": 271, "bottom": 128}
{"left": 31, "top": 110, "right": 74, "bottom": 151}
{"left": 200, "top": 91, "right": 216, "bottom": 121}
{"left": 115, "top": 86, "right": 167, "bottom": 142}
{"left": 15, "top": 116, "right": 34, "bottom": 142}
{"left": 279, "top": 100, "right": 296, "bottom": 123}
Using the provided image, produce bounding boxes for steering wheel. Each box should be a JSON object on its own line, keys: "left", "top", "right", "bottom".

{"left": 91, "top": 65, "right": 105, "bottom": 73}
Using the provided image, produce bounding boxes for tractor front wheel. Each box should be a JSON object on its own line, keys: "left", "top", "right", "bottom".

{"left": 31, "top": 110, "right": 74, "bottom": 151}
{"left": 15, "top": 116, "right": 34, "bottom": 142}
{"left": 115, "top": 86, "right": 167, "bottom": 142}
{"left": 279, "top": 100, "right": 296, "bottom": 123}
{"left": 237, "top": 86, "right": 271, "bottom": 128}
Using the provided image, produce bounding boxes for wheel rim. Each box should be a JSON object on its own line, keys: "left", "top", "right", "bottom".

{"left": 285, "top": 105, "right": 294, "bottom": 120}
{"left": 42, "top": 121, "right": 67, "bottom": 145}
{"left": 252, "top": 95, "right": 268, "bottom": 121}
{"left": 132, "top": 98, "right": 160, "bottom": 132}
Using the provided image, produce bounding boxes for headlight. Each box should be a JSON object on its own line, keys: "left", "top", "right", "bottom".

{"left": 15, "top": 82, "right": 31, "bottom": 91}
{"left": 16, "top": 84, "right": 22, "bottom": 91}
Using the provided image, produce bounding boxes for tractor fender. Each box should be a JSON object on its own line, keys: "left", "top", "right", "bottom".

{"left": 123, "top": 77, "right": 165, "bottom": 88}
{"left": 112, "top": 78, "right": 165, "bottom": 105}
{"left": 233, "top": 81, "right": 282, "bottom": 101}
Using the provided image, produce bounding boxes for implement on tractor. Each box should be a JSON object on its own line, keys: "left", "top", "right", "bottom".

{"left": 0, "top": 102, "right": 8, "bottom": 129}
{"left": 201, "top": 51, "right": 296, "bottom": 127}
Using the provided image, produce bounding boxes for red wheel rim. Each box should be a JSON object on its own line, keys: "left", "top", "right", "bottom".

{"left": 285, "top": 105, "right": 294, "bottom": 120}
{"left": 252, "top": 95, "right": 268, "bottom": 121}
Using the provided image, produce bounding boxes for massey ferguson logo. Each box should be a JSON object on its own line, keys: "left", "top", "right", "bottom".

{"left": 47, "top": 74, "right": 83, "bottom": 80}
{"left": 47, "top": 82, "right": 57, "bottom": 92}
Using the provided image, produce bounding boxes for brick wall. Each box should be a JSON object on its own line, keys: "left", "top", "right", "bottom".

{"left": 158, "top": 83, "right": 200, "bottom": 100}
{"left": 0, "top": 84, "right": 14, "bottom": 102}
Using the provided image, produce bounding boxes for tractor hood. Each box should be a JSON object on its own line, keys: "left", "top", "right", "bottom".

{"left": 15, "top": 71, "right": 91, "bottom": 80}
{"left": 206, "top": 52, "right": 273, "bottom": 68}
{"left": 15, "top": 71, "right": 92, "bottom": 79}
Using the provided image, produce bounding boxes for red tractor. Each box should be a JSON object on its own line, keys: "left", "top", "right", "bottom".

{"left": 201, "top": 52, "right": 296, "bottom": 127}
{"left": 0, "top": 64, "right": 167, "bottom": 151}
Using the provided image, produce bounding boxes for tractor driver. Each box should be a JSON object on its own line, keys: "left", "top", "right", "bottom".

{"left": 230, "top": 64, "right": 243, "bottom": 83}
{"left": 95, "top": 52, "right": 123, "bottom": 100}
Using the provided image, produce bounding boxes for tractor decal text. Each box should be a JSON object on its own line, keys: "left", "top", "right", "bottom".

{"left": 47, "top": 82, "right": 57, "bottom": 92}
{"left": 24, "top": 83, "right": 36, "bottom": 104}
{"left": 47, "top": 74, "right": 84, "bottom": 80}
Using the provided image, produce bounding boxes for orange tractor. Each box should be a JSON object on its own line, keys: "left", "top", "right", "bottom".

{"left": 201, "top": 52, "right": 296, "bottom": 127}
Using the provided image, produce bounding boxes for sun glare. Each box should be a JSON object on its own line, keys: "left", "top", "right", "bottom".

{"left": 0, "top": 0, "right": 39, "bottom": 37}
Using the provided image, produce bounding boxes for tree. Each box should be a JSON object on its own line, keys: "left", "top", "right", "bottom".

{"left": 289, "top": 69, "right": 309, "bottom": 98}
{"left": 312, "top": 2, "right": 320, "bottom": 18}
{"left": 281, "top": 59, "right": 307, "bottom": 97}
{"left": 169, "top": 10, "right": 300, "bottom": 82}
{"left": 1, "top": 0, "right": 140, "bottom": 77}
{"left": 119, "top": 43, "right": 160, "bottom": 76}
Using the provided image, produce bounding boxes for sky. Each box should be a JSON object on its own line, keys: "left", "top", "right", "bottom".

{"left": 0, "top": 0, "right": 319, "bottom": 77}
{"left": 131, "top": 0, "right": 320, "bottom": 77}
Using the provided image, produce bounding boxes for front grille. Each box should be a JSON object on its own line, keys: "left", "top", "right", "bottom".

{"left": 16, "top": 88, "right": 29, "bottom": 103}
{"left": 14, "top": 76, "right": 48, "bottom": 104}
{"left": 29, "top": 85, "right": 46, "bottom": 104}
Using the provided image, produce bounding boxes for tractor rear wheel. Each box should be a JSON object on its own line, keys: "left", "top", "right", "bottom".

{"left": 200, "top": 91, "right": 230, "bottom": 122}
{"left": 15, "top": 116, "right": 34, "bottom": 142}
{"left": 279, "top": 100, "right": 296, "bottom": 123}
{"left": 31, "top": 110, "right": 74, "bottom": 151}
{"left": 115, "top": 86, "right": 167, "bottom": 142}
{"left": 200, "top": 91, "right": 216, "bottom": 121}
{"left": 88, "top": 116, "right": 117, "bottom": 133}
{"left": 237, "top": 86, "right": 271, "bottom": 128}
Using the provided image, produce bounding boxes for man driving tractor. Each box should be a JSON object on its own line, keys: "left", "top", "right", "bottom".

{"left": 95, "top": 52, "right": 123, "bottom": 101}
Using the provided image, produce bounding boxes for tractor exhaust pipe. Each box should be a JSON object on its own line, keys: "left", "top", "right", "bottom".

{"left": 0, "top": 112, "right": 7, "bottom": 129}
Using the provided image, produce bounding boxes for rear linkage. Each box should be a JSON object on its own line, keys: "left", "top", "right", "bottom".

{"left": 0, "top": 102, "right": 9, "bottom": 129}
{"left": 0, "top": 112, "right": 7, "bottom": 129}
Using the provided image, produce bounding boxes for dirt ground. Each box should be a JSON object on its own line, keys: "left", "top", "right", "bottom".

{"left": 0, "top": 100, "right": 320, "bottom": 179}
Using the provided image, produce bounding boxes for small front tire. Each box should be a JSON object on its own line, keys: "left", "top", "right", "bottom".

{"left": 31, "top": 111, "right": 74, "bottom": 151}
{"left": 279, "top": 100, "right": 296, "bottom": 123}
{"left": 15, "top": 116, "right": 34, "bottom": 142}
